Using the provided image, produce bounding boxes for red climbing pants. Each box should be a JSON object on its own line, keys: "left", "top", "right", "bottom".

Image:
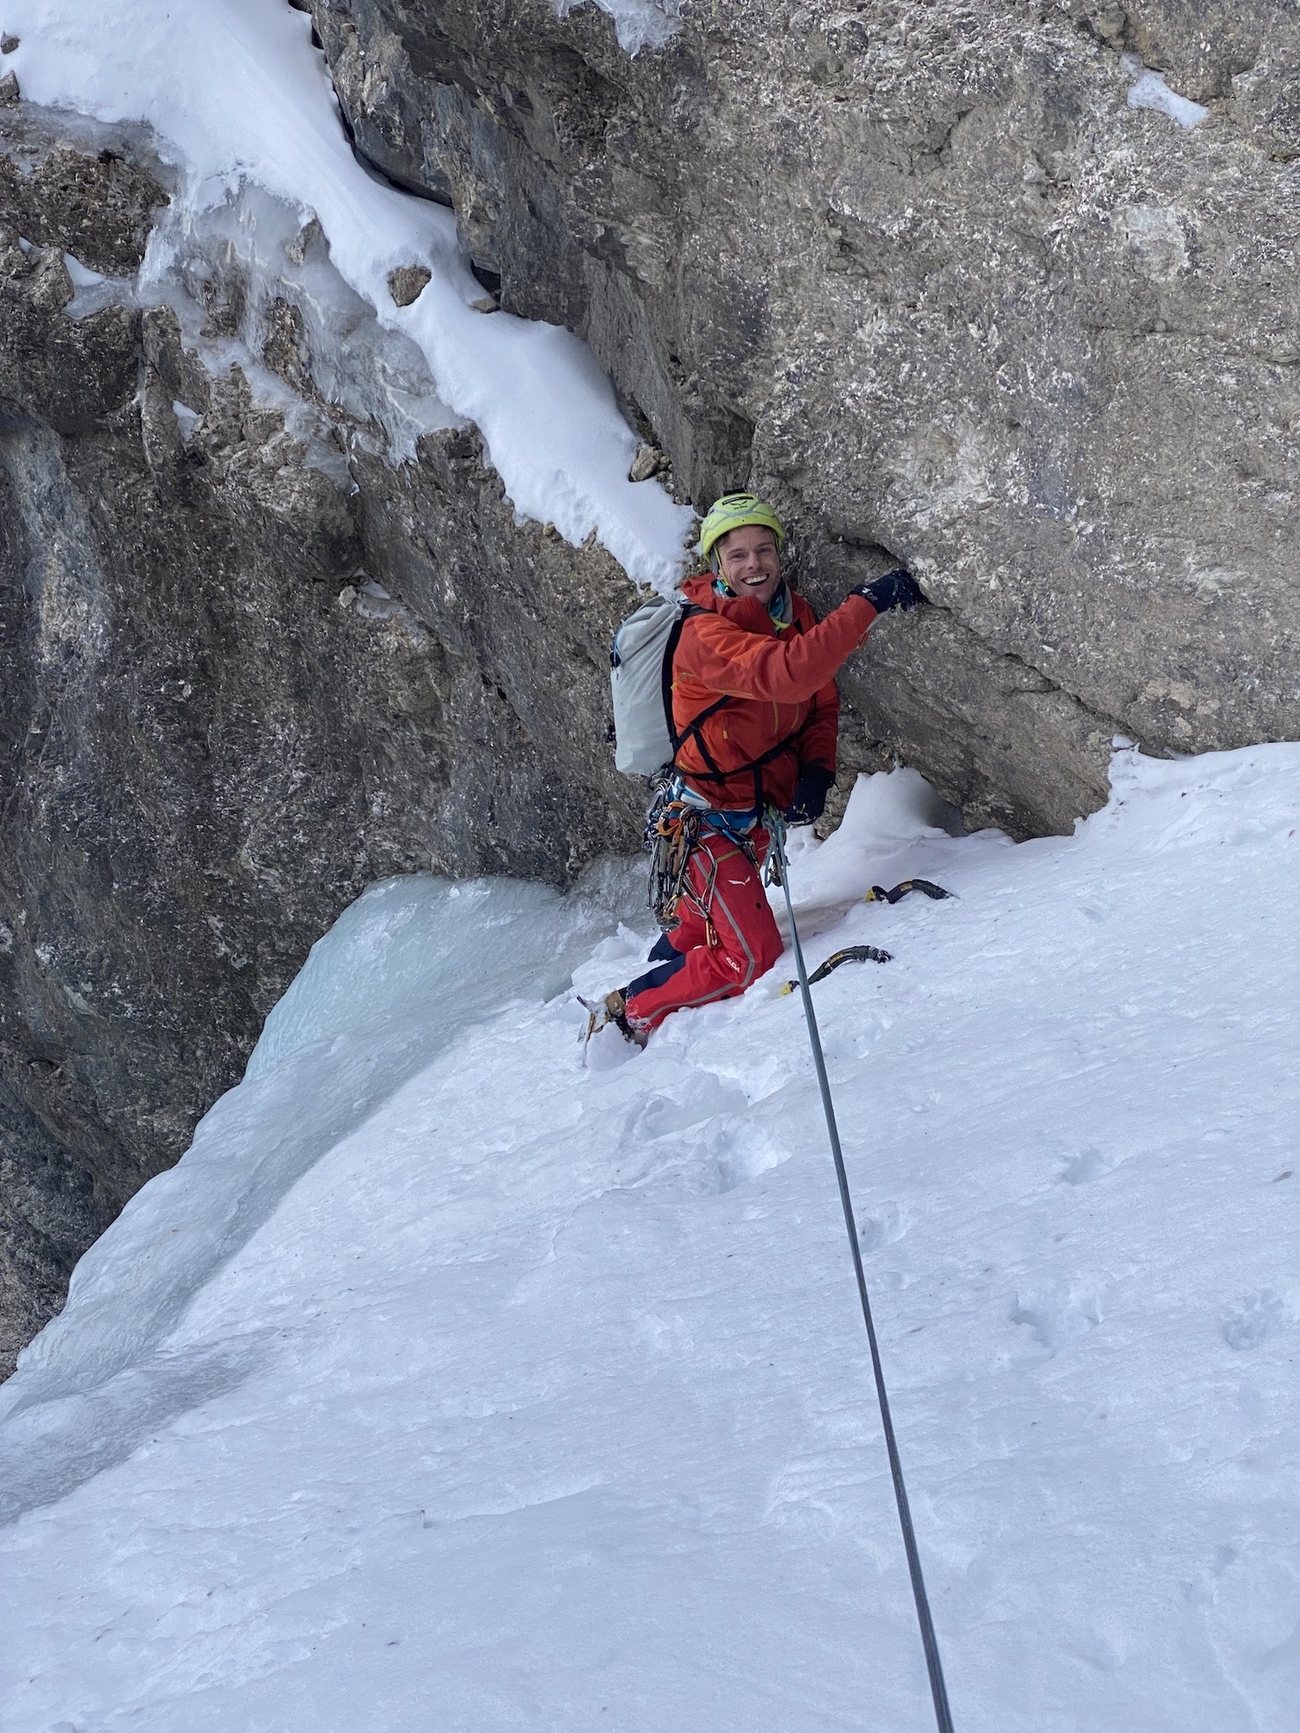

{"left": 624, "top": 825, "right": 785, "bottom": 1034}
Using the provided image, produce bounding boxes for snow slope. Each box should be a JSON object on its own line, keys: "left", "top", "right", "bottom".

{"left": 2, "top": 746, "right": 1299, "bottom": 1732}
{"left": 1, "top": 1, "right": 693, "bottom": 583}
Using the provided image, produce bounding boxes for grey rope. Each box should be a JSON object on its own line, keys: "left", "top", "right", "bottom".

{"left": 769, "top": 814, "right": 956, "bottom": 1733}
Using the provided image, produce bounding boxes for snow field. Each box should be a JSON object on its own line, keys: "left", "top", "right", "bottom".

{"left": 1, "top": 0, "right": 694, "bottom": 583}
{"left": 1, "top": 746, "right": 1299, "bottom": 1731}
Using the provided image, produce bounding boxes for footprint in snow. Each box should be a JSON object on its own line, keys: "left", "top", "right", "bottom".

{"left": 1013, "top": 1277, "right": 1112, "bottom": 1353}
{"left": 609, "top": 1077, "right": 754, "bottom": 1188}
{"left": 622, "top": 1073, "right": 749, "bottom": 1142}
{"left": 611, "top": 1113, "right": 786, "bottom": 1196}
{"left": 858, "top": 1200, "right": 909, "bottom": 1250}
{"left": 1222, "top": 1289, "right": 1290, "bottom": 1350}
{"left": 703, "top": 1119, "right": 788, "bottom": 1193}
{"left": 1060, "top": 1145, "right": 1120, "bottom": 1185}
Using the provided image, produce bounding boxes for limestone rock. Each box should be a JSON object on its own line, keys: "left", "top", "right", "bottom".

{"left": 1, "top": 106, "right": 168, "bottom": 271}
{"left": 0, "top": 227, "right": 142, "bottom": 435}
{"left": 0, "top": 114, "right": 640, "bottom": 1372}
{"left": 628, "top": 441, "right": 664, "bottom": 483}
{"left": 388, "top": 261, "right": 432, "bottom": 305}
{"left": 355, "top": 426, "right": 645, "bottom": 878}
{"left": 312, "top": 0, "right": 1300, "bottom": 831}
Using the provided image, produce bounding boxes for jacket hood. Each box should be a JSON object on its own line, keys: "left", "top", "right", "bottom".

{"left": 681, "top": 570, "right": 803, "bottom": 600}
{"left": 680, "top": 570, "right": 721, "bottom": 608}
{"left": 680, "top": 570, "right": 805, "bottom": 629}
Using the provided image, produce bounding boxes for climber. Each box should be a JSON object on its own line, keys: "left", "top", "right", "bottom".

{"left": 601, "top": 492, "right": 923, "bottom": 1045}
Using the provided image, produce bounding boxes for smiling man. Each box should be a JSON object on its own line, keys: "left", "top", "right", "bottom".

{"left": 604, "top": 492, "right": 924, "bottom": 1043}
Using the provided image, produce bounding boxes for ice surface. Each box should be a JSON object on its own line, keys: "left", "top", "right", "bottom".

{"left": 1122, "top": 53, "right": 1211, "bottom": 129}
{"left": 169, "top": 398, "right": 200, "bottom": 442}
{"left": 61, "top": 247, "right": 132, "bottom": 317}
{"left": 6, "top": 0, "right": 694, "bottom": 583}
{"left": 60, "top": 250, "right": 101, "bottom": 287}
{"left": 1, "top": 746, "right": 1299, "bottom": 1731}
{"left": 247, "top": 870, "right": 643, "bottom": 1080}
{"left": 0, "top": 868, "right": 641, "bottom": 1518}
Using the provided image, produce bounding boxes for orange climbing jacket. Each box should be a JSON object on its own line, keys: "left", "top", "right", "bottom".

{"left": 670, "top": 572, "right": 878, "bottom": 814}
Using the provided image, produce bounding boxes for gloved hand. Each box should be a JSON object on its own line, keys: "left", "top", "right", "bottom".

{"left": 785, "top": 764, "right": 835, "bottom": 827}
{"left": 850, "top": 567, "right": 924, "bottom": 614}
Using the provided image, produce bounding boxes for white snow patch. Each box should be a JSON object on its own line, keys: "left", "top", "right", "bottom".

{"left": 1122, "top": 53, "right": 1211, "bottom": 129}
{"left": 170, "top": 398, "right": 200, "bottom": 443}
{"left": 1, "top": 746, "right": 1299, "bottom": 1730}
{"left": 554, "top": 0, "right": 681, "bottom": 55}
{"left": 4, "top": 0, "right": 693, "bottom": 584}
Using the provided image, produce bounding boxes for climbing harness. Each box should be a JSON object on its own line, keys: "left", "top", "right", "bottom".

{"left": 643, "top": 780, "right": 768, "bottom": 936}
{"left": 768, "top": 813, "right": 956, "bottom": 1733}
{"left": 778, "top": 943, "right": 892, "bottom": 995}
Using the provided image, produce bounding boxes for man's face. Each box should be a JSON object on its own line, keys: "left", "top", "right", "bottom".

{"left": 716, "top": 524, "right": 781, "bottom": 606}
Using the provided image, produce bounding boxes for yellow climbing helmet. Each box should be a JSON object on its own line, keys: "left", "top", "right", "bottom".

{"left": 698, "top": 493, "right": 785, "bottom": 567}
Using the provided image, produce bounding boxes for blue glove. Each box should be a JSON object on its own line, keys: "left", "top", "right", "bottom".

{"left": 850, "top": 567, "right": 924, "bottom": 614}
{"left": 785, "top": 764, "right": 835, "bottom": 827}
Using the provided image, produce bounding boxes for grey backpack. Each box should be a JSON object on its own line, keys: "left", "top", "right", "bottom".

{"left": 612, "top": 593, "right": 802, "bottom": 799}
{"left": 609, "top": 593, "right": 697, "bottom": 776}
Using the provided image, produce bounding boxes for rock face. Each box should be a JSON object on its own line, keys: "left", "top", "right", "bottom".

{"left": 0, "top": 105, "right": 641, "bottom": 1373}
{"left": 316, "top": 0, "right": 1300, "bottom": 833}
{"left": 2, "top": 1, "right": 1299, "bottom": 1366}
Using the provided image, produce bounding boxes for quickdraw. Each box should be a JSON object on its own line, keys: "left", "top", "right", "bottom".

{"left": 645, "top": 790, "right": 702, "bottom": 930}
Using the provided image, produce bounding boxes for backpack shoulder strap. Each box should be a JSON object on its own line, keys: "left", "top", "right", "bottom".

{"left": 664, "top": 604, "right": 721, "bottom": 754}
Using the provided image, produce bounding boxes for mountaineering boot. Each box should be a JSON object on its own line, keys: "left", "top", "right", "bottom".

{"left": 601, "top": 989, "right": 649, "bottom": 1049}
{"left": 579, "top": 989, "right": 649, "bottom": 1051}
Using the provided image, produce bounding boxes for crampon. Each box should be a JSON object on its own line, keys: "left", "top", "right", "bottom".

{"left": 578, "top": 990, "right": 648, "bottom": 1055}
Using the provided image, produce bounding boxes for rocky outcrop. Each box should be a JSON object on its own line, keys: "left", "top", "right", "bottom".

{"left": 314, "top": 0, "right": 1300, "bottom": 833}
{"left": 0, "top": 104, "right": 641, "bottom": 1372}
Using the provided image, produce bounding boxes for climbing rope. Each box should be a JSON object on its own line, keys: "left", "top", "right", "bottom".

{"left": 768, "top": 813, "right": 956, "bottom": 1733}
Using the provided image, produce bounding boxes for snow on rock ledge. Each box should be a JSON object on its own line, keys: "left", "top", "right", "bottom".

{"left": 3, "top": 0, "right": 692, "bottom": 584}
